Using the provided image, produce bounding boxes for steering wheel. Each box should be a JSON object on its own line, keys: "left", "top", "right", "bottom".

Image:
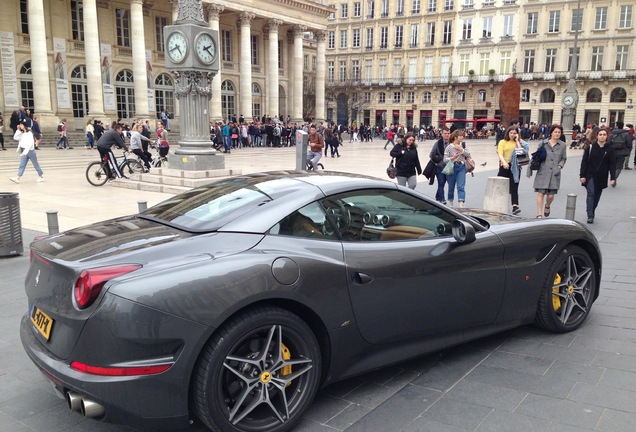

{"left": 324, "top": 200, "right": 351, "bottom": 235}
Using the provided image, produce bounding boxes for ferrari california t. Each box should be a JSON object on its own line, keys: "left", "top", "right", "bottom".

{"left": 20, "top": 171, "right": 601, "bottom": 432}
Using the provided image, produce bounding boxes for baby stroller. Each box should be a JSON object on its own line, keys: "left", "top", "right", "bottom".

{"left": 569, "top": 134, "right": 585, "bottom": 149}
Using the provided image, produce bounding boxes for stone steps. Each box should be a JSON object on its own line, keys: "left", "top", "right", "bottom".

{"left": 111, "top": 167, "right": 241, "bottom": 193}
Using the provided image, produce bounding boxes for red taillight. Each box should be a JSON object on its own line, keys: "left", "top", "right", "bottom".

{"left": 70, "top": 361, "right": 172, "bottom": 376}
{"left": 73, "top": 264, "right": 141, "bottom": 309}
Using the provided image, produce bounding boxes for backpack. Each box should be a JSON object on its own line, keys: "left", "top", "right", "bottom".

{"left": 57, "top": 123, "right": 63, "bottom": 132}
{"left": 610, "top": 131, "right": 628, "bottom": 150}
{"left": 273, "top": 125, "right": 281, "bottom": 136}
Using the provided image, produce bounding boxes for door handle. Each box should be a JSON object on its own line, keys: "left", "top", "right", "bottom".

{"left": 353, "top": 272, "right": 374, "bottom": 284}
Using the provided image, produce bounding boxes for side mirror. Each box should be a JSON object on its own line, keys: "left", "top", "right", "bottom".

{"left": 452, "top": 219, "right": 476, "bottom": 244}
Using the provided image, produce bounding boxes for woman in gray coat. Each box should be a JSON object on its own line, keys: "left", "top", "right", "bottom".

{"left": 533, "top": 124, "right": 567, "bottom": 218}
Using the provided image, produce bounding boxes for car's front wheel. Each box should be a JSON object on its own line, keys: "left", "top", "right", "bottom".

{"left": 535, "top": 245, "right": 596, "bottom": 332}
{"left": 193, "top": 306, "right": 321, "bottom": 432}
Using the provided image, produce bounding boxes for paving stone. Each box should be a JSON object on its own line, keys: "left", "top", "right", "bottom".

{"left": 0, "top": 388, "right": 66, "bottom": 421}
{"left": 545, "top": 423, "right": 594, "bottom": 432}
{"left": 339, "top": 382, "right": 399, "bottom": 410}
{"left": 303, "top": 394, "right": 353, "bottom": 424}
{"left": 481, "top": 350, "right": 554, "bottom": 375}
{"left": 496, "top": 338, "right": 597, "bottom": 364}
{"left": 20, "top": 403, "right": 86, "bottom": 432}
{"left": 411, "top": 347, "right": 491, "bottom": 392}
{"left": 508, "top": 326, "right": 577, "bottom": 347}
{"left": 401, "top": 417, "right": 470, "bottom": 432}
{"left": 466, "top": 365, "right": 576, "bottom": 398}
{"left": 595, "top": 409, "right": 636, "bottom": 432}
{"left": 598, "top": 368, "right": 636, "bottom": 391}
{"left": 591, "top": 351, "right": 636, "bottom": 373}
{"left": 543, "top": 360, "right": 605, "bottom": 385}
{"left": 420, "top": 397, "right": 492, "bottom": 430}
{"left": 444, "top": 379, "right": 527, "bottom": 412}
{"left": 571, "top": 334, "right": 636, "bottom": 356}
{"left": 321, "top": 377, "right": 365, "bottom": 399}
{"left": 292, "top": 417, "right": 341, "bottom": 432}
{"left": 514, "top": 393, "right": 602, "bottom": 428}
{"left": 568, "top": 382, "right": 636, "bottom": 413}
{"left": 476, "top": 409, "right": 550, "bottom": 432}
{"left": 326, "top": 403, "right": 370, "bottom": 430}
{"left": 591, "top": 304, "right": 636, "bottom": 320}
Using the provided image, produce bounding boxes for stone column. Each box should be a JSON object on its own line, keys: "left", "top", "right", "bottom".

{"left": 27, "top": 0, "right": 53, "bottom": 115}
{"left": 82, "top": 0, "right": 105, "bottom": 118}
{"left": 315, "top": 31, "right": 327, "bottom": 124}
{"left": 205, "top": 4, "right": 224, "bottom": 122}
{"left": 170, "top": 0, "right": 179, "bottom": 118}
{"left": 238, "top": 12, "right": 255, "bottom": 120}
{"left": 131, "top": 0, "right": 149, "bottom": 118}
{"left": 265, "top": 19, "right": 282, "bottom": 119}
{"left": 292, "top": 26, "right": 306, "bottom": 122}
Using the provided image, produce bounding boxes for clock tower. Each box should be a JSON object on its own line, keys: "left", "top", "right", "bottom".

{"left": 164, "top": 0, "right": 221, "bottom": 165}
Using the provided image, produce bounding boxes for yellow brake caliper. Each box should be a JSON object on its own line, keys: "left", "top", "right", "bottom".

{"left": 552, "top": 273, "right": 562, "bottom": 311}
{"left": 281, "top": 343, "right": 292, "bottom": 387}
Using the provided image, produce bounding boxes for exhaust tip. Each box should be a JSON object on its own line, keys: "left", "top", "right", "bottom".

{"left": 66, "top": 391, "right": 82, "bottom": 412}
{"left": 80, "top": 399, "right": 106, "bottom": 419}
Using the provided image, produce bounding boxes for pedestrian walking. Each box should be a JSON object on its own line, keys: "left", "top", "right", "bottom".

{"left": 533, "top": 124, "right": 567, "bottom": 218}
{"left": 608, "top": 121, "right": 633, "bottom": 185}
{"left": 390, "top": 132, "right": 422, "bottom": 189}
{"left": 444, "top": 130, "right": 471, "bottom": 207}
{"left": 579, "top": 127, "right": 616, "bottom": 224}
{"left": 85, "top": 119, "right": 95, "bottom": 149}
{"left": 430, "top": 127, "right": 450, "bottom": 204}
{"left": 10, "top": 119, "right": 44, "bottom": 183}
{"left": 0, "top": 111, "right": 6, "bottom": 150}
{"left": 497, "top": 125, "right": 526, "bottom": 215}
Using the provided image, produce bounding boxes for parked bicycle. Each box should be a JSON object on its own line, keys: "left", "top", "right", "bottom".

{"left": 85, "top": 152, "right": 144, "bottom": 186}
{"left": 306, "top": 155, "right": 324, "bottom": 171}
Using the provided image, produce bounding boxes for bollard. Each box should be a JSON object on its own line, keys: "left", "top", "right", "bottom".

{"left": 483, "top": 176, "right": 510, "bottom": 213}
{"left": 565, "top": 193, "right": 577, "bottom": 221}
{"left": 138, "top": 201, "right": 148, "bottom": 212}
{"left": 46, "top": 210, "right": 59, "bottom": 235}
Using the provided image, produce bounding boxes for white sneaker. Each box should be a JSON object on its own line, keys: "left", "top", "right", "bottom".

{"left": 448, "top": 200, "right": 454, "bottom": 207}
{"left": 10, "top": 177, "right": 19, "bottom": 184}
{"left": 36, "top": 176, "right": 45, "bottom": 183}
{"left": 459, "top": 201, "right": 465, "bottom": 208}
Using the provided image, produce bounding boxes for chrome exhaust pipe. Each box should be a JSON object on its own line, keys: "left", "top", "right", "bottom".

{"left": 66, "top": 391, "right": 82, "bottom": 412}
{"left": 80, "top": 398, "right": 106, "bottom": 418}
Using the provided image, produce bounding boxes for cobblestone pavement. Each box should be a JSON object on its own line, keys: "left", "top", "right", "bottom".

{"left": 1, "top": 138, "right": 635, "bottom": 431}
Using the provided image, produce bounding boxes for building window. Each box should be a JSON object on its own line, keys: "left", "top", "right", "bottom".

{"left": 586, "top": 88, "right": 602, "bottom": 103}
{"left": 395, "top": 25, "right": 403, "bottom": 47}
{"left": 328, "top": 61, "right": 335, "bottom": 82}
{"left": 222, "top": 30, "right": 232, "bottom": 61}
{"left": 70, "top": 65, "right": 88, "bottom": 118}
{"left": 154, "top": 73, "right": 174, "bottom": 116}
{"left": 252, "top": 83, "right": 262, "bottom": 118}
{"left": 328, "top": 4, "right": 335, "bottom": 19}
{"left": 591, "top": 46, "right": 604, "bottom": 71}
{"left": 540, "top": 89, "right": 555, "bottom": 103}
{"left": 459, "top": 54, "right": 469, "bottom": 75}
{"left": 410, "top": 24, "right": 419, "bottom": 47}
{"left": 251, "top": 35, "right": 259, "bottom": 65}
{"left": 439, "top": 90, "right": 448, "bottom": 103}
{"left": 479, "top": 53, "right": 490, "bottom": 75}
{"left": 571, "top": 9, "right": 583, "bottom": 32}
{"left": 155, "top": 16, "right": 168, "bottom": 52}
{"left": 116, "top": 8, "right": 130, "bottom": 47}
{"left": 442, "top": 21, "right": 452, "bottom": 45}
{"left": 548, "top": 11, "right": 560, "bottom": 33}
{"left": 19, "top": 61, "right": 33, "bottom": 111}
{"left": 19, "top": 0, "right": 28, "bottom": 34}
{"left": 364, "top": 91, "right": 371, "bottom": 103}
{"left": 445, "top": 0, "right": 453, "bottom": 12}
{"left": 341, "top": 3, "right": 348, "bottom": 18}
{"left": 393, "top": 91, "right": 401, "bottom": 103}
{"left": 527, "top": 12, "right": 538, "bottom": 34}
{"left": 221, "top": 80, "right": 236, "bottom": 122}
{"left": 278, "top": 40, "right": 283, "bottom": 69}
{"left": 482, "top": 17, "right": 492, "bottom": 38}
{"left": 71, "top": 1, "right": 84, "bottom": 41}
{"left": 339, "top": 61, "right": 347, "bottom": 81}
{"left": 379, "top": 59, "right": 387, "bottom": 84}
{"left": 424, "top": 56, "right": 432, "bottom": 81}
{"left": 407, "top": 91, "right": 414, "bottom": 103}
{"left": 368, "top": 0, "right": 375, "bottom": 18}
{"left": 412, "top": 0, "right": 420, "bottom": 14}
{"left": 366, "top": 28, "right": 374, "bottom": 49}
{"left": 503, "top": 15, "right": 513, "bottom": 36}
{"left": 328, "top": 31, "right": 335, "bottom": 49}
{"left": 304, "top": 55, "right": 308, "bottom": 71}
{"left": 380, "top": 27, "right": 388, "bottom": 48}
{"left": 616, "top": 45, "right": 628, "bottom": 70}
{"left": 478, "top": 89, "right": 486, "bottom": 102}
{"left": 379, "top": 92, "right": 386, "bottom": 103}
{"left": 500, "top": 51, "right": 511, "bottom": 74}
{"left": 594, "top": 7, "right": 607, "bottom": 30}
{"left": 353, "top": 29, "right": 361, "bottom": 48}
{"left": 393, "top": 58, "right": 402, "bottom": 84}
{"left": 426, "top": 22, "right": 435, "bottom": 45}
{"left": 428, "top": 0, "right": 436, "bottom": 13}
{"left": 568, "top": 47, "right": 580, "bottom": 72}
{"left": 381, "top": 0, "right": 389, "bottom": 17}
{"left": 523, "top": 50, "right": 535, "bottom": 73}
{"left": 458, "top": 90, "right": 465, "bottom": 102}
{"left": 365, "top": 59, "right": 372, "bottom": 83}
{"left": 352, "top": 60, "right": 360, "bottom": 80}
{"left": 521, "top": 89, "right": 530, "bottom": 102}
{"left": 354, "top": 2, "right": 361, "bottom": 17}
{"left": 545, "top": 48, "right": 556, "bottom": 72}
{"left": 462, "top": 19, "right": 472, "bottom": 40}
{"left": 441, "top": 56, "right": 450, "bottom": 81}
{"left": 340, "top": 30, "right": 348, "bottom": 48}
{"left": 423, "top": 91, "right": 431, "bottom": 103}
{"left": 115, "top": 69, "right": 135, "bottom": 119}
{"left": 610, "top": 87, "right": 627, "bottom": 103}
{"left": 396, "top": 0, "right": 404, "bottom": 16}
{"left": 619, "top": 6, "right": 633, "bottom": 29}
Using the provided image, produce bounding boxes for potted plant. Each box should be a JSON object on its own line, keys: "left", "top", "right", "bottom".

{"left": 468, "top": 69, "right": 475, "bottom": 82}
{"left": 489, "top": 69, "right": 496, "bottom": 82}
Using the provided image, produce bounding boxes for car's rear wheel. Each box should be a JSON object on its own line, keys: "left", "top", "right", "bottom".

{"left": 193, "top": 306, "right": 321, "bottom": 432}
{"left": 535, "top": 245, "right": 596, "bottom": 332}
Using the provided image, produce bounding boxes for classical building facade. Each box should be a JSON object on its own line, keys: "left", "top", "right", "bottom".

{"left": 325, "top": 0, "right": 636, "bottom": 129}
{"left": 0, "top": 0, "right": 331, "bottom": 130}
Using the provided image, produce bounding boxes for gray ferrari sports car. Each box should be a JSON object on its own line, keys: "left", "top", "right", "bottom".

{"left": 20, "top": 171, "right": 601, "bottom": 432}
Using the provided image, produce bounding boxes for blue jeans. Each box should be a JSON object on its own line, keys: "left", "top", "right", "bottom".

{"left": 223, "top": 136, "right": 231, "bottom": 152}
{"left": 585, "top": 177, "right": 602, "bottom": 219}
{"left": 434, "top": 167, "right": 448, "bottom": 202}
{"left": 446, "top": 163, "right": 466, "bottom": 202}
{"left": 56, "top": 135, "right": 67, "bottom": 148}
{"left": 18, "top": 150, "right": 44, "bottom": 177}
{"left": 307, "top": 151, "right": 322, "bottom": 170}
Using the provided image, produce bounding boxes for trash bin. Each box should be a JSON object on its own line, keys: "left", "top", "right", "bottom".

{"left": 0, "top": 193, "right": 24, "bottom": 256}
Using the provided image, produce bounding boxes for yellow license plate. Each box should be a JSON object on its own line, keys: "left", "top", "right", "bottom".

{"left": 30, "top": 305, "right": 54, "bottom": 340}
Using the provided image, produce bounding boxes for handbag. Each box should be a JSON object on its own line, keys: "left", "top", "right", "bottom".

{"left": 516, "top": 153, "right": 530, "bottom": 167}
{"left": 386, "top": 158, "right": 397, "bottom": 179}
{"left": 466, "top": 158, "right": 476, "bottom": 173}
{"left": 423, "top": 159, "right": 437, "bottom": 179}
{"left": 441, "top": 160, "right": 454, "bottom": 175}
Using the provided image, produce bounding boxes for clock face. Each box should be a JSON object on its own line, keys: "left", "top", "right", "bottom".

{"left": 194, "top": 33, "right": 216, "bottom": 65}
{"left": 167, "top": 31, "right": 188, "bottom": 64}
{"left": 563, "top": 95, "right": 575, "bottom": 106}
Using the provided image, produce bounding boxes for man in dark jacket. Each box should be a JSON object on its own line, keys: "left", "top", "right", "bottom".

{"left": 608, "top": 121, "right": 633, "bottom": 184}
{"left": 97, "top": 124, "right": 128, "bottom": 179}
{"left": 430, "top": 128, "right": 450, "bottom": 203}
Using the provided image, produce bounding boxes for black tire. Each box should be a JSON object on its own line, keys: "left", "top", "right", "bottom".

{"left": 316, "top": 163, "right": 324, "bottom": 170}
{"left": 193, "top": 306, "right": 321, "bottom": 432}
{"left": 86, "top": 161, "right": 109, "bottom": 186}
{"left": 535, "top": 245, "right": 596, "bottom": 332}
{"left": 123, "top": 160, "right": 144, "bottom": 175}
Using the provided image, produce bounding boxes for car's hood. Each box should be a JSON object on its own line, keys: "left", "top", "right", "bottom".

{"left": 457, "top": 208, "right": 526, "bottom": 226}
{"left": 31, "top": 216, "right": 192, "bottom": 263}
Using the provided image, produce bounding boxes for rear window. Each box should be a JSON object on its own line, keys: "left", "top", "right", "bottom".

{"left": 141, "top": 176, "right": 304, "bottom": 231}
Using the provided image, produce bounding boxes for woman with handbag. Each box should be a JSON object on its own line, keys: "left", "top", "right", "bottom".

{"left": 390, "top": 132, "right": 422, "bottom": 189}
{"left": 579, "top": 127, "right": 616, "bottom": 224}
{"left": 497, "top": 126, "right": 525, "bottom": 215}
{"left": 533, "top": 124, "right": 567, "bottom": 218}
{"left": 443, "top": 130, "right": 471, "bottom": 208}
